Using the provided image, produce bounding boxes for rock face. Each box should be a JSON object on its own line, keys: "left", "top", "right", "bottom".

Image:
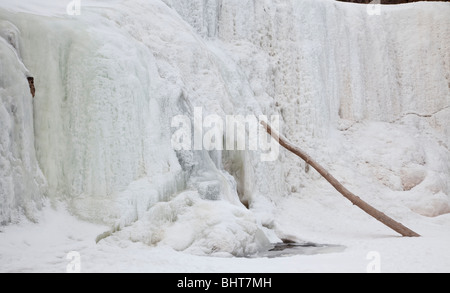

{"left": 27, "top": 77, "right": 35, "bottom": 98}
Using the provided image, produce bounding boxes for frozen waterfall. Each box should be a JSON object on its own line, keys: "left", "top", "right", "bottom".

{"left": 1, "top": 0, "right": 449, "bottom": 256}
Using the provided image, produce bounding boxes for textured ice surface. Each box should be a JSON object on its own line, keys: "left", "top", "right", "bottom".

{"left": 0, "top": 0, "right": 449, "bottom": 255}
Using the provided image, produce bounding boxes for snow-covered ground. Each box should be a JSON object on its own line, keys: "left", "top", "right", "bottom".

{"left": 1, "top": 0, "right": 449, "bottom": 272}
{"left": 1, "top": 201, "right": 450, "bottom": 273}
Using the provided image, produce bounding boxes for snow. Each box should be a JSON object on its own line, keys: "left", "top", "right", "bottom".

{"left": 1, "top": 0, "right": 450, "bottom": 272}
{"left": 1, "top": 203, "right": 450, "bottom": 273}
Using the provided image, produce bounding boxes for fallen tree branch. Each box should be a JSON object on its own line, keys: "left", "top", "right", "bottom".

{"left": 261, "top": 121, "right": 420, "bottom": 237}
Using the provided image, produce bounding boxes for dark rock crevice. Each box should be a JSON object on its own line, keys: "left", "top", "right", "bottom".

{"left": 27, "top": 76, "right": 35, "bottom": 98}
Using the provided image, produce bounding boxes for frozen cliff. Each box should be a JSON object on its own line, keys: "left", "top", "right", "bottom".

{"left": 0, "top": 0, "right": 449, "bottom": 256}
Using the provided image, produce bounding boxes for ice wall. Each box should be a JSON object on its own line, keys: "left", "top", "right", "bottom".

{"left": 164, "top": 0, "right": 449, "bottom": 199}
{"left": 0, "top": 0, "right": 277, "bottom": 254}
{"left": 0, "top": 20, "right": 45, "bottom": 224}
{"left": 0, "top": 0, "right": 449, "bottom": 254}
{"left": 213, "top": 0, "right": 450, "bottom": 198}
{"left": 166, "top": 0, "right": 449, "bottom": 129}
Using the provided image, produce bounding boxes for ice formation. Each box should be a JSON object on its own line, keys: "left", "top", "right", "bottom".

{"left": 0, "top": 0, "right": 449, "bottom": 256}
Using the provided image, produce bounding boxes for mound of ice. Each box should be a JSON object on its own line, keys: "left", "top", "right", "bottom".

{"left": 108, "top": 191, "right": 271, "bottom": 256}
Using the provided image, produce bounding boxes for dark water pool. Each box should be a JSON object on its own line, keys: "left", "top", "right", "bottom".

{"left": 253, "top": 240, "right": 346, "bottom": 258}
